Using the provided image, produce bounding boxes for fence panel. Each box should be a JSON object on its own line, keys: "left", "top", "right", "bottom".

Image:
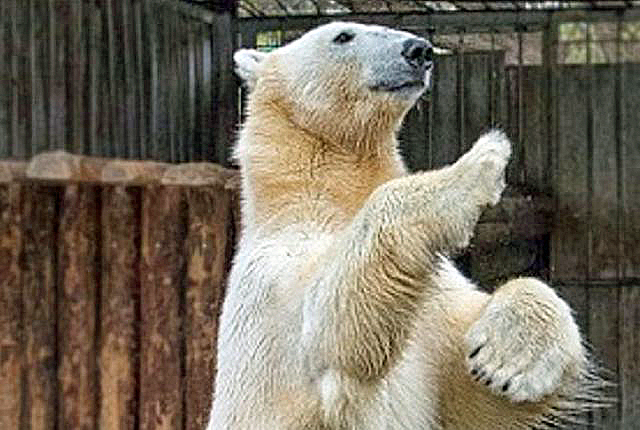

{"left": 0, "top": 155, "right": 238, "bottom": 430}
{"left": 552, "top": 66, "right": 590, "bottom": 282}
{"left": 0, "top": 0, "right": 236, "bottom": 165}
{"left": 623, "top": 63, "right": 640, "bottom": 279}
{"left": 2, "top": 140, "right": 640, "bottom": 427}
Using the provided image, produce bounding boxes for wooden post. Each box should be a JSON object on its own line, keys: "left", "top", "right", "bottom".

{"left": 99, "top": 186, "right": 140, "bottom": 430}
{"left": 0, "top": 183, "right": 22, "bottom": 430}
{"left": 184, "top": 186, "right": 232, "bottom": 429}
{"left": 58, "top": 185, "right": 100, "bottom": 430}
{"left": 139, "top": 185, "right": 186, "bottom": 430}
{"left": 22, "top": 184, "right": 58, "bottom": 430}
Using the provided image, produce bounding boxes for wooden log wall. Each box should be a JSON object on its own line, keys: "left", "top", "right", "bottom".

{"left": 0, "top": 154, "right": 239, "bottom": 430}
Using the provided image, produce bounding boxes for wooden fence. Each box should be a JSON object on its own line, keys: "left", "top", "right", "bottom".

{"left": 0, "top": 149, "right": 638, "bottom": 429}
{"left": 1, "top": 2, "right": 640, "bottom": 427}
{"left": 0, "top": 154, "right": 239, "bottom": 430}
{"left": 397, "top": 59, "right": 640, "bottom": 428}
{"left": 0, "top": 0, "right": 236, "bottom": 164}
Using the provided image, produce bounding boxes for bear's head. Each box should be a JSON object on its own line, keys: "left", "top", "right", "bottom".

{"left": 234, "top": 22, "right": 433, "bottom": 150}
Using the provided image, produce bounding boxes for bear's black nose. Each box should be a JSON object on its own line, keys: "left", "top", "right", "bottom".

{"left": 401, "top": 38, "right": 433, "bottom": 70}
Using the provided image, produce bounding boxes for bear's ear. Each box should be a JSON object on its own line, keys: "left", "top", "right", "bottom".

{"left": 234, "top": 49, "right": 267, "bottom": 90}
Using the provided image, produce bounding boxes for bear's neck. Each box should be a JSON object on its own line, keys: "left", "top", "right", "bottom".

{"left": 236, "top": 105, "right": 408, "bottom": 235}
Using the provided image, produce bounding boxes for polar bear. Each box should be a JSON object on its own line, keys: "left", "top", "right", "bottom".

{"left": 207, "top": 22, "right": 602, "bottom": 429}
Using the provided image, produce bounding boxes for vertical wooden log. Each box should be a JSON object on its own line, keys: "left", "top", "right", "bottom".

{"left": 184, "top": 187, "right": 231, "bottom": 429}
{"left": 140, "top": 186, "right": 185, "bottom": 430}
{"left": 58, "top": 185, "right": 99, "bottom": 430}
{"left": 620, "top": 285, "right": 640, "bottom": 428}
{"left": 0, "top": 183, "right": 22, "bottom": 430}
{"left": 99, "top": 186, "right": 140, "bottom": 430}
{"left": 22, "top": 184, "right": 58, "bottom": 430}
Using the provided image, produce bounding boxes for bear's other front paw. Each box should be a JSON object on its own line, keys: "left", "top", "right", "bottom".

{"left": 455, "top": 129, "right": 512, "bottom": 207}
{"left": 464, "top": 278, "right": 585, "bottom": 403}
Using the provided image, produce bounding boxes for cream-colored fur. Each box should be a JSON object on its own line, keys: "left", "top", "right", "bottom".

{"left": 207, "top": 22, "right": 600, "bottom": 429}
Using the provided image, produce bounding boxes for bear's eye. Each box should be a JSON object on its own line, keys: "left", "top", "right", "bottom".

{"left": 333, "top": 31, "right": 355, "bottom": 44}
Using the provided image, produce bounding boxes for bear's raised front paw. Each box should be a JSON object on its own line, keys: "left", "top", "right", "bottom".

{"left": 456, "top": 129, "right": 512, "bottom": 207}
{"left": 464, "top": 278, "right": 584, "bottom": 403}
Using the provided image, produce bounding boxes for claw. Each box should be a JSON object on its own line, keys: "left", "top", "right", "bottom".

{"left": 469, "top": 345, "right": 483, "bottom": 359}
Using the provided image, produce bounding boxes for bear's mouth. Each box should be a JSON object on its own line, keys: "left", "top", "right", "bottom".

{"left": 370, "top": 80, "right": 425, "bottom": 92}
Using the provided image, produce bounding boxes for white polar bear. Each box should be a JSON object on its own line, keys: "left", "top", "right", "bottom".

{"left": 207, "top": 22, "right": 603, "bottom": 429}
